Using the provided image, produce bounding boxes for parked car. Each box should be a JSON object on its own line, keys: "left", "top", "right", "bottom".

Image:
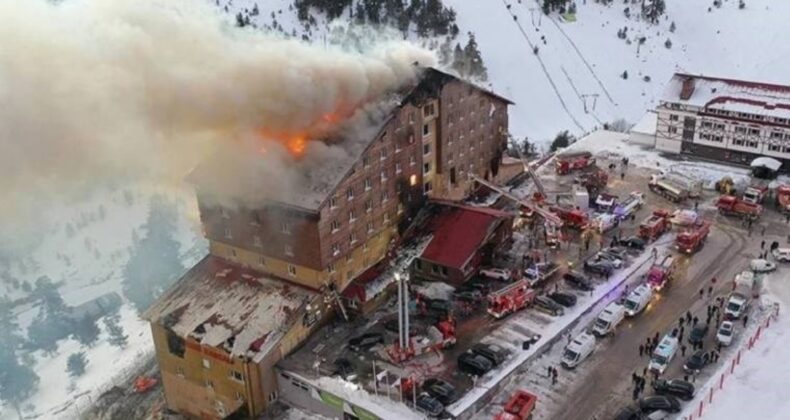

{"left": 614, "top": 405, "right": 646, "bottom": 420}
{"left": 470, "top": 342, "right": 508, "bottom": 367}
{"left": 416, "top": 394, "right": 444, "bottom": 417}
{"left": 466, "top": 277, "right": 493, "bottom": 294}
{"left": 683, "top": 351, "right": 708, "bottom": 373}
{"left": 638, "top": 395, "right": 681, "bottom": 414}
{"left": 595, "top": 251, "right": 624, "bottom": 268}
{"left": 688, "top": 324, "right": 709, "bottom": 345}
{"left": 601, "top": 247, "right": 630, "bottom": 261}
{"left": 773, "top": 248, "right": 790, "bottom": 262}
{"left": 422, "top": 378, "right": 459, "bottom": 405}
{"left": 750, "top": 259, "right": 777, "bottom": 273}
{"left": 534, "top": 296, "right": 565, "bottom": 316}
{"left": 453, "top": 289, "right": 483, "bottom": 302}
{"left": 348, "top": 332, "right": 384, "bottom": 352}
{"left": 652, "top": 379, "right": 695, "bottom": 401}
{"left": 457, "top": 351, "right": 493, "bottom": 376}
{"left": 549, "top": 292, "right": 578, "bottom": 308}
{"left": 424, "top": 298, "right": 452, "bottom": 317}
{"left": 564, "top": 271, "right": 594, "bottom": 291}
{"left": 618, "top": 236, "right": 647, "bottom": 252}
{"left": 583, "top": 258, "right": 615, "bottom": 276}
{"left": 332, "top": 358, "right": 356, "bottom": 380}
{"left": 479, "top": 267, "right": 512, "bottom": 280}
{"left": 716, "top": 321, "right": 735, "bottom": 346}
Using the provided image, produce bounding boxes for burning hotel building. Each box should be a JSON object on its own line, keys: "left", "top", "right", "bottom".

{"left": 143, "top": 67, "right": 512, "bottom": 418}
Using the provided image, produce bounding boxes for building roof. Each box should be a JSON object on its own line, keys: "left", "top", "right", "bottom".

{"left": 190, "top": 68, "right": 513, "bottom": 213}
{"left": 661, "top": 73, "right": 790, "bottom": 119}
{"left": 419, "top": 204, "right": 511, "bottom": 269}
{"left": 143, "top": 255, "right": 315, "bottom": 362}
{"left": 630, "top": 111, "right": 657, "bottom": 135}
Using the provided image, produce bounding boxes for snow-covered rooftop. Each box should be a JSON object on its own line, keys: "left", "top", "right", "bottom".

{"left": 143, "top": 255, "right": 314, "bottom": 362}
{"left": 661, "top": 73, "right": 790, "bottom": 119}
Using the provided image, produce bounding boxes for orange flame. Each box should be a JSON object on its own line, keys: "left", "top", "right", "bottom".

{"left": 287, "top": 135, "right": 307, "bottom": 157}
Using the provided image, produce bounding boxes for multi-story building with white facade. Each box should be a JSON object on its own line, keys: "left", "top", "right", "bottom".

{"left": 654, "top": 73, "right": 790, "bottom": 172}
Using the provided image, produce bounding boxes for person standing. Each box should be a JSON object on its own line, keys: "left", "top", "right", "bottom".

{"left": 552, "top": 367, "right": 558, "bottom": 385}
{"left": 639, "top": 344, "right": 644, "bottom": 357}
{"left": 743, "top": 314, "right": 749, "bottom": 327}
{"left": 681, "top": 344, "right": 687, "bottom": 357}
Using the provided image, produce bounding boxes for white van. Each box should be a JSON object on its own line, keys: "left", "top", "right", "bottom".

{"left": 772, "top": 248, "right": 790, "bottom": 263}
{"left": 561, "top": 332, "right": 596, "bottom": 369}
{"left": 592, "top": 302, "right": 626, "bottom": 337}
{"left": 624, "top": 284, "right": 653, "bottom": 317}
{"left": 648, "top": 334, "right": 679, "bottom": 374}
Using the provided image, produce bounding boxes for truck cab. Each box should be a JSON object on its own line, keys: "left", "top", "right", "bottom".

{"left": 561, "top": 332, "right": 596, "bottom": 369}
{"left": 592, "top": 302, "right": 626, "bottom": 336}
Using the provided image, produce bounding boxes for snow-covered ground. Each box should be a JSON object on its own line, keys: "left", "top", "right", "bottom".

{"left": 684, "top": 266, "right": 790, "bottom": 420}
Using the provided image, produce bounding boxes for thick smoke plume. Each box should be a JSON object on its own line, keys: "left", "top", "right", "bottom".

{"left": 0, "top": 0, "right": 435, "bottom": 235}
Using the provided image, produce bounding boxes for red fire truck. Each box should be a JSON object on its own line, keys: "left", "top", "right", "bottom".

{"left": 494, "top": 390, "right": 538, "bottom": 420}
{"left": 555, "top": 151, "right": 595, "bottom": 175}
{"left": 716, "top": 195, "right": 763, "bottom": 219}
{"left": 776, "top": 185, "right": 790, "bottom": 213}
{"left": 487, "top": 280, "right": 536, "bottom": 319}
{"left": 549, "top": 206, "right": 590, "bottom": 230}
{"left": 638, "top": 210, "right": 671, "bottom": 241}
{"left": 675, "top": 220, "right": 711, "bottom": 254}
{"left": 647, "top": 255, "right": 677, "bottom": 291}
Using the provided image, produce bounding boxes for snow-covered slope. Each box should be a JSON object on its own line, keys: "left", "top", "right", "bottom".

{"left": 448, "top": 0, "right": 790, "bottom": 142}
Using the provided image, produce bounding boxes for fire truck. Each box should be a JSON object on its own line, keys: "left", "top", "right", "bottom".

{"left": 647, "top": 255, "right": 677, "bottom": 291}
{"left": 549, "top": 206, "right": 589, "bottom": 230}
{"left": 778, "top": 185, "right": 790, "bottom": 213}
{"left": 576, "top": 168, "right": 609, "bottom": 195}
{"left": 614, "top": 191, "right": 645, "bottom": 220}
{"left": 743, "top": 184, "right": 769, "bottom": 204}
{"left": 675, "top": 220, "right": 711, "bottom": 254}
{"left": 494, "top": 390, "right": 538, "bottom": 420}
{"left": 555, "top": 151, "right": 595, "bottom": 175}
{"left": 716, "top": 195, "right": 763, "bottom": 219}
{"left": 638, "top": 210, "right": 671, "bottom": 241}
{"left": 487, "top": 280, "right": 536, "bottom": 319}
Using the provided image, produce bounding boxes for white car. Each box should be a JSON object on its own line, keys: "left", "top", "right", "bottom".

{"left": 479, "top": 267, "right": 511, "bottom": 280}
{"left": 773, "top": 248, "right": 790, "bottom": 263}
{"left": 717, "top": 321, "right": 735, "bottom": 346}
{"left": 750, "top": 259, "right": 777, "bottom": 273}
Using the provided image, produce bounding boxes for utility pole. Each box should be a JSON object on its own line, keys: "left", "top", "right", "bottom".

{"left": 580, "top": 93, "right": 600, "bottom": 113}
{"left": 528, "top": 6, "right": 542, "bottom": 26}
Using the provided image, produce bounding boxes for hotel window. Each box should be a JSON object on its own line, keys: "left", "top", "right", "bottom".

{"left": 253, "top": 236, "right": 262, "bottom": 248}
{"left": 423, "top": 103, "right": 436, "bottom": 117}
{"left": 733, "top": 138, "right": 745, "bottom": 146}
{"left": 701, "top": 121, "right": 713, "bottom": 129}
{"left": 424, "top": 181, "right": 433, "bottom": 193}
{"left": 398, "top": 203, "right": 404, "bottom": 214}
{"left": 747, "top": 140, "right": 759, "bottom": 148}
{"left": 367, "top": 221, "right": 374, "bottom": 233}
{"left": 230, "top": 370, "right": 244, "bottom": 383}
{"left": 288, "top": 265, "right": 297, "bottom": 276}
{"left": 346, "top": 187, "right": 354, "bottom": 200}
{"left": 363, "top": 156, "right": 370, "bottom": 168}
{"left": 258, "top": 255, "right": 266, "bottom": 266}
{"left": 176, "top": 367, "right": 185, "bottom": 378}
{"left": 735, "top": 126, "right": 747, "bottom": 135}
{"left": 349, "top": 233, "right": 357, "bottom": 245}
{"left": 365, "top": 178, "right": 372, "bottom": 191}
{"left": 349, "top": 210, "right": 357, "bottom": 222}
{"left": 329, "top": 196, "right": 337, "bottom": 209}
{"left": 380, "top": 170, "right": 388, "bottom": 181}
{"left": 395, "top": 162, "right": 402, "bottom": 174}
{"left": 712, "top": 135, "right": 724, "bottom": 143}
{"left": 668, "top": 127, "right": 678, "bottom": 134}
{"left": 714, "top": 123, "right": 725, "bottom": 131}
{"left": 409, "top": 112, "right": 415, "bottom": 123}
{"left": 365, "top": 199, "right": 373, "bottom": 213}
{"left": 423, "top": 163, "right": 431, "bottom": 175}
{"left": 408, "top": 134, "right": 415, "bottom": 144}
{"left": 409, "top": 155, "right": 416, "bottom": 166}
{"left": 220, "top": 207, "right": 230, "bottom": 219}
{"left": 236, "top": 392, "right": 245, "bottom": 402}
{"left": 328, "top": 263, "right": 335, "bottom": 273}
{"left": 380, "top": 148, "right": 387, "bottom": 161}
{"left": 749, "top": 128, "right": 760, "bottom": 136}
{"left": 284, "top": 244, "right": 294, "bottom": 256}
{"left": 769, "top": 144, "right": 782, "bottom": 152}
{"left": 422, "top": 124, "right": 430, "bottom": 136}
{"left": 395, "top": 141, "right": 402, "bottom": 153}
{"left": 280, "top": 222, "right": 291, "bottom": 234}
{"left": 330, "top": 220, "right": 340, "bottom": 233}
{"left": 224, "top": 228, "right": 232, "bottom": 239}
{"left": 382, "top": 191, "right": 389, "bottom": 203}
{"left": 202, "top": 359, "right": 211, "bottom": 369}
{"left": 771, "top": 132, "right": 784, "bottom": 140}
{"left": 205, "top": 380, "right": 214, "bottom": 390}
{"left": 384, "top": 212, "right": 390, "bottom": 223}
{"left": 230, "top": 248, "right": 237, "bottom": 258}
{"left": 409, "top": 174, "right": 417, "bottom": 186}
{"left": 250, "top": 211, "right": 260, "bottom": 226}
{"left": 423, "top": 143, "right": 431, "bottom": 155}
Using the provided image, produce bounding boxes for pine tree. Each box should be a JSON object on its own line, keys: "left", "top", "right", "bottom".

{"left": 0, "top": 298, "right": 39, "bottom": 418}
{"left": 550, "top": 131, "right": 574, "bottom": 152}
{"left": 67, "top": 352, "right": 87, "bottom": 378}
{"left": 463, "top": 33, "right": 488, "bottom": 81}
{"left": 72, "top": 315, "right": 100, "bottom": 348}
{"left": 27, "top": 277, "right": 73, "bottom": 353}
{"left": 122, "top": 196, "right": 185, "bottom": 313}
{"left": 104, "top": 314, "right": 128, "bottom": 349}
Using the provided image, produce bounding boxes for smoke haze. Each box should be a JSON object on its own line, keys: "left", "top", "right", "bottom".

{"left": 0, "top": 0, "right": 435, "bottom": 236}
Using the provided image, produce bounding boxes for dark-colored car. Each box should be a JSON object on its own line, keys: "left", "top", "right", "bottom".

{"left": 614, "top": 405, "right": 646, "bottom": 420}
{"left": 457, "top": 351, "right": 493, "bottom": 376}
{"left": 424, "top": 298, "right": 453, "bottom": 317}
{"left": 549, "top": 292, "right": 578, "bottom": 308}
{"left": 583, "top": 258, "right": 615, "bottom": 277}
{"left": 683, "top": 351, "right": 708, "bottom": 373}
{"left": 618, "top": 236, "right": 647, "bottom": 252}
{"left": 601, "top": 246, "right": 630, "bottom": 261}
{"left": 416, "top": 394, "right": 444, "bottom": 417}
{"left": 652, "top": 379, "right": 695, "bottom": 401}
{"left": 383, "top": 319, "right": 419, "bottom": 336}
{"left": 422, "top": 378, "right": 459, "bottom": 405}
{"left": 466, "top": 277, "right": 493, "bottom": 294}
{"left": 534, "top": 296, "right": 565, "bottom": 316}
{"left": 688, "top": 324, "right": 709, "bottom": 345}
{"left": 332, "top": 358, "right": 356, "bottom": 380}
{"left": 638, "top": 395, "right": 681, "bottom": 414}
{"left": 470, "top": 343, "right": 508, "bottom": 366}
{"left": 453, "top": 289, "right": 483, "bottom": 302}
{"left": 564, "top": 271, "right": 594, "bottom": 291}
{"left": 348, "top": 332, "right": 384, "bottom": 352}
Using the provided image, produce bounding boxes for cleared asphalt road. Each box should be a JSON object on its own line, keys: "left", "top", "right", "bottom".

{"left": 550, "top": 219, "right": 757, "bottom": 420}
